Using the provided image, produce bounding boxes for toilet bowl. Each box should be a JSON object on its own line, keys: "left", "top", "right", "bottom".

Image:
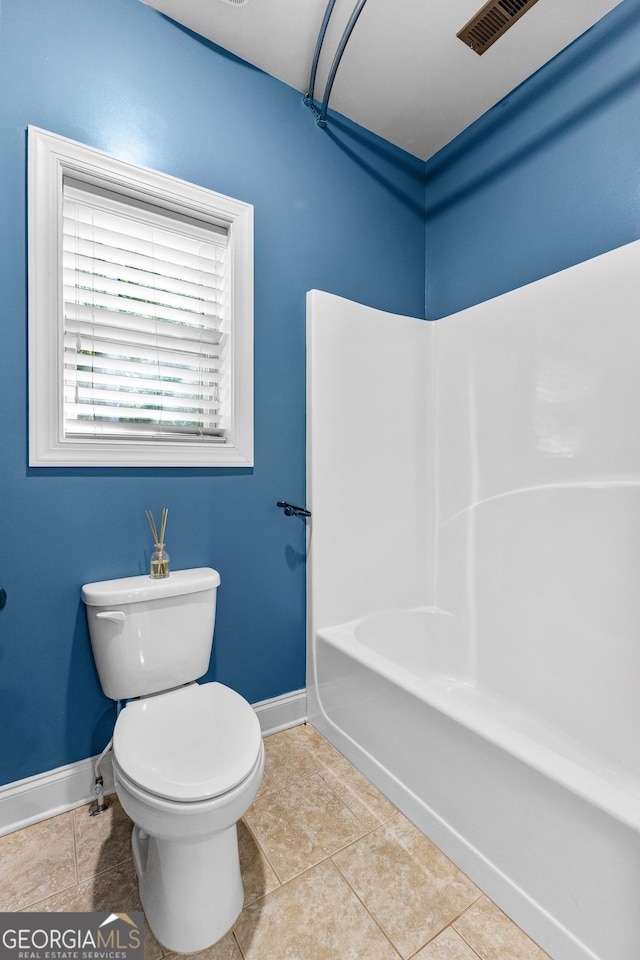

{"left": 81, "top": 568, "right": 264, "bottom": 954}
{"left": 113, "top": 682, "right": 264, "bottom": 953}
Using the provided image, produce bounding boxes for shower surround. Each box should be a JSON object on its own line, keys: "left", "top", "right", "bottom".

{"left": 306, "top": 239, "right": 640, "bottom": 960}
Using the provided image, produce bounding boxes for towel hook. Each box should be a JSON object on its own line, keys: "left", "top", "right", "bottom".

{"left": 277, "top": 501, "right": 312, "bottom": 519}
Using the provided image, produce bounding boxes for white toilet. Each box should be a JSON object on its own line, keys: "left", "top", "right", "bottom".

{"left": 81, "top": 567, "right": 264, "bottom": 954}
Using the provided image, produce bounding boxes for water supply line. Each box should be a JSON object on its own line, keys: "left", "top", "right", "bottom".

{"left": 88, "top": 698, "right": 125, "bottom": 815}
{"left": 304, "top": 0, "right": 370, "bottom": 128}
{"left": 89, "top": 738, "right": 113, "bottom": 816}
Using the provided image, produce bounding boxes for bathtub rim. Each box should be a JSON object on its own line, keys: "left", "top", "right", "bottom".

{"left": 315, "top": 607, "right": 640, "bottom": 834}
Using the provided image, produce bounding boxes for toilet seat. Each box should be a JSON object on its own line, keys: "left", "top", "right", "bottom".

{"left": 113, "top": 681, "right": 262, "bottom": 802}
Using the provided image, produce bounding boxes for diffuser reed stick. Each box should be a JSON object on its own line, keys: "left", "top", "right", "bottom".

{"left": 146, "top": 507, "right": 170, "bottom": 578}
{"left": 159, "top": 507, "right": 168, "bottom": 548}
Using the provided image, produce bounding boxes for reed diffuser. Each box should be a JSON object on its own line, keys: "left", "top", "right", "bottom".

{"left": 146, "top": 507, "right": 170, "bottom": 579}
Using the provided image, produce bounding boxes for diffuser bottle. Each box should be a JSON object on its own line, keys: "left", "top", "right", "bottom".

{"left": 150, "top": 543, "right": 170, "bottom": 579}
{"left": 146, "top": 507, "right": 170, "bottom": 579}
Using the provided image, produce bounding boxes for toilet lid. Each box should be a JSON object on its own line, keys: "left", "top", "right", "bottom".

{"left": 113, "top": 682, "right": 262, "bottom": 802}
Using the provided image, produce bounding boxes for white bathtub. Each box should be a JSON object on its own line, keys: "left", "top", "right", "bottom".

{"left": 311, "top": 607, "right": 640, "bottom": 960}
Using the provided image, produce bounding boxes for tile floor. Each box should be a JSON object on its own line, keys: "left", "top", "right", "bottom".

{"left": 0, "top": 723, "right": 552, "bottom": 960}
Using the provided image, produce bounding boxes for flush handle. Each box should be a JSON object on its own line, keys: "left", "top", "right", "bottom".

{"left": 96, "top": 611, "right": 125, "bottom": 623}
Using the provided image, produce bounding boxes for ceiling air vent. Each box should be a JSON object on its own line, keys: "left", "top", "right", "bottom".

{"left": 457, "top": 0, "right": 540, "bottom": 55}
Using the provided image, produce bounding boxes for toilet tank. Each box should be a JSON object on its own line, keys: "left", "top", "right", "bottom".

{"left": 81, "top": 567, "right": 220, "bottom": 701}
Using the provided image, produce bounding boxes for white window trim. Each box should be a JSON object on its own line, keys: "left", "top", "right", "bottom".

{"left": 28, "top": 126, "right": 254, "bottom": 467}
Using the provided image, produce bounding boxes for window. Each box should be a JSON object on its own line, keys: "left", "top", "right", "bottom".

{"left": 28, "top": 126, "right": 253, "bottom": 466}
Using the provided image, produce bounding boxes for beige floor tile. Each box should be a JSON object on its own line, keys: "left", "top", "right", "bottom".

{"left": 5, "top": 725, "right": 550, "bottom": 960}
{"left": 237, "top": 818, "right": 280, "bottom": 905}
{"left": 454, "top": 896, "right": 551, "bottom": 960}
{"left": 19, "top": 874, "right": 94, "bottom": 913}
{"left": 234, "top": 858, "right": 401, "bottom": 960}
{"left": 264, "top": 723, "right": 343, "bottom": 787}
{"left": 333, "top": 814, "right": 480, "bottom": 959}
{"left": 164, "top": 929, "right": 243, "bottom": 960}
{"left": 0, "top": 810, "right": 77, "bottom": 910}
{"left": 319, "top": 755, "right": 398, "bottom": 830}
{"left": 84, "top": 856, "right": 143, "bottom": 912}
{"left": 21, "top": 859, "right": 162, "bottom": 960}
{"left": 251, "top": 768, "right": 279, "bottom": 804}
{"left": 73, "top": 794, "right": 133, "bottom": 881}
{"left": 414, "top": 926, "right": 482, "bottom": 960}
{"left": 243, "top": 772, "right": 365, "bottom": 883}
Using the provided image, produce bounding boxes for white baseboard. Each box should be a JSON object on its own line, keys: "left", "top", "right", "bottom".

{"left": 0, "top": 689, "right": 307, "bottom": 836}
{"left": 0, "top": 753, "right": 116, "bottom": 838}
{"left": 252, "top": 688, "right": 307, "bottom": 736}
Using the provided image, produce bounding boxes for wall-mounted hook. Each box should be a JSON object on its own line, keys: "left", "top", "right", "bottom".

{"left": 277, "top": 501, "right": 312, "bottom": 519}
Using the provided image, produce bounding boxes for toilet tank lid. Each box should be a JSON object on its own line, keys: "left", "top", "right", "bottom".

{"left": 81, "top": 567, "right": 220, "bottom": 606}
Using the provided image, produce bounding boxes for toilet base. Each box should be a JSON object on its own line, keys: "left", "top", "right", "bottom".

{"left": 114, "top": 715, "right": 264, "bottom": 954}
{"left": 132, "top": 822, "right": 244, "bottom": 953}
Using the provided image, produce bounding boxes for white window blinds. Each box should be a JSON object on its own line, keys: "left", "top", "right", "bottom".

{"left": 62, "top": 179, "right": 230, "bottom": 442}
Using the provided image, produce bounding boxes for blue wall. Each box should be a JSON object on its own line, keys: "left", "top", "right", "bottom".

{"left": 426, "top": 0, "right": 640, "bottom": 318}
{"left": 0, "top": 0, "right": 426, "bottom": 784}
{"left": 1, "top": 0, "right": 637, "bottom": 788}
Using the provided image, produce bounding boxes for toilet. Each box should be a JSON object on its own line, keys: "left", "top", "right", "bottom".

{"left": 81, "top": 567, "right": 264, "bottom": 954}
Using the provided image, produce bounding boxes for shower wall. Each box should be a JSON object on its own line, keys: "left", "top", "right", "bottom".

{"left": 307, "top": 238, "right": 640, "bottom": 960}
{"left": 306, "top": 290, "right": 432, "bottom": 697}
{"left": 308, "top": 238, "right": 640, "bottom": 751}
{"left": 434, "top": 238, "right": 640, "bottom": 737}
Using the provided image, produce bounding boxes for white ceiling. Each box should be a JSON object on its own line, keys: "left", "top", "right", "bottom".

{"left": 140, "top": 0, "right": 623, "bottom": 160}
